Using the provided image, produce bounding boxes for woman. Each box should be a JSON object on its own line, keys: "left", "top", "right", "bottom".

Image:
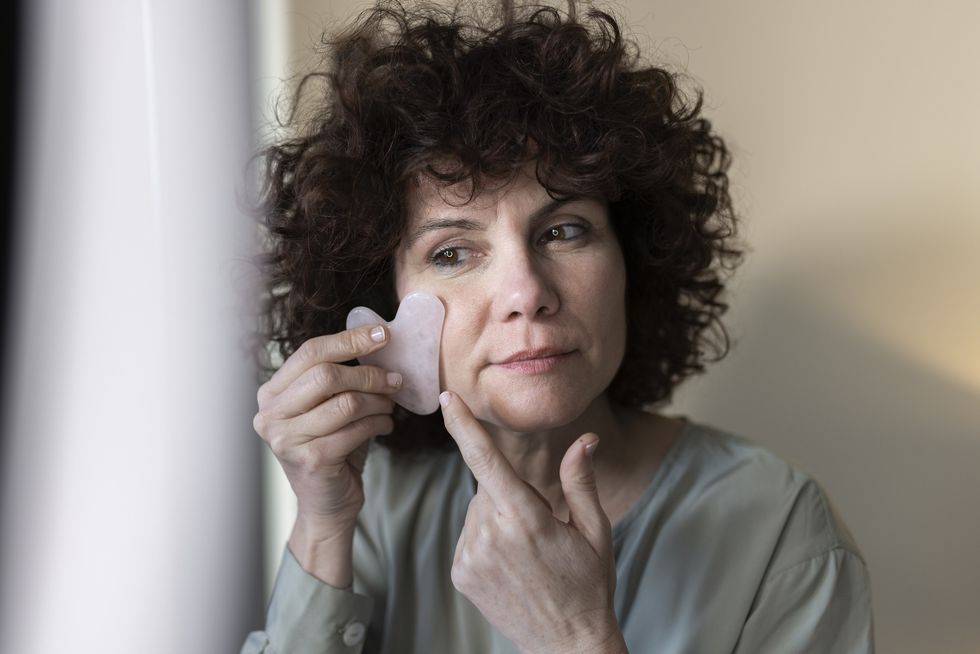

{"left": 243, "top": 2, "right": 874, "bottom": 652}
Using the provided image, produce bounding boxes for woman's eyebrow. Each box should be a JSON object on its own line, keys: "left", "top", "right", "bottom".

{"left": 528, "top": 197, "right": 577, "bottom": 225}
{"left": 405, "top": 198, "right": 581, "bottom": 249}
{"left": 405, "top": 217, "right": 484, "bottom": 249}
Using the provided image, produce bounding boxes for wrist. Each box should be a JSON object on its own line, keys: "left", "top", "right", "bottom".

{"left": 527, "top": 612, "right": 628, "bottom": 654}
{"left": 567, "top": 612, "right": 628, "bottom": 654}
{"left": 587, "top": 630, "right": 629, "bottom": 654}
{"left": 560, "top": 633, "right": 627, "bottom": 654}
{"left": 288, "top": 518, "right": 356, "bottom": 589}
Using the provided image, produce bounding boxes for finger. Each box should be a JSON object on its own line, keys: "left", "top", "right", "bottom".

{"left": 266, "top": 363, "right": 402, "bottom": 418}
{"left": 438, "top": 391, "right": 533, "bottom": 513}
{"left": 560, "top": 434, "right": 611, "bottom": 556}
{"left": 297, "top": 413, "right": 394, "bottom": 470}
{"left": 258, "top": 389, "right": 394, "bottom": 452}
{"left": 452, "top": 494, "right": 484, "bottom": 591}
{"left": 521, "top": 480, "right": 554, "bottom": 513}
{"left": 347, "top": 440, "right": 371, "bottom": 475}
{"left": 286, "top": 391, "right": 395, "bottom": 443}
{"left": 260, "top": 325, "right": 389, "bottom": 400}
{"left": 451, "top": 528, "right": 468, "bottom": 591}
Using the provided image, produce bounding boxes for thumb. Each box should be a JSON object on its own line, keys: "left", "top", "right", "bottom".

{"left": 560, "top": 434, "right": 610, "bottom": 555}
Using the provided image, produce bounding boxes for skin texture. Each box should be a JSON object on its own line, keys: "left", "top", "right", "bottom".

{"left": 253, "top": 324, "right": 402, "bottom": 588}
{"left": 393, "top": 164, "right": 636, "bottom": 652}
{"left": 440, "top": 391, "right": 626, "bottom": 654}
{"left": 395, "top": 166, "right": 628, "bottom": 434}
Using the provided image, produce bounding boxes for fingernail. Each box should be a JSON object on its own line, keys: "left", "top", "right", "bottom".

{"left": 583, "top": 438, "right": 600, "bottom": 457}
{"left": 439, "top": 391, "right": 451, "bottom": 407}
{"left": 370, "top": 326, "right": 386, "bottom": 343}
{"left": 387, "top": 372, "right": 402, "bottom": 388}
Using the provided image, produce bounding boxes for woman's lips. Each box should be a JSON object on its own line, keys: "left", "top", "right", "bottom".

{"left": 494, "top": 350, "right": 575, "bottom": 374}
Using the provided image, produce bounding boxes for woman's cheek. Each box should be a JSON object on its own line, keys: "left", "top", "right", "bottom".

{"left": 437, "top": 300, "right": 465, "bottom": 392}
{"left": 438, "top": 305, "right": 486, "bottom": 403}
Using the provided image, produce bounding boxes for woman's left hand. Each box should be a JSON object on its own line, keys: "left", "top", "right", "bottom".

{"left": 439, "top": 391, "right": 629, "bottom": 654}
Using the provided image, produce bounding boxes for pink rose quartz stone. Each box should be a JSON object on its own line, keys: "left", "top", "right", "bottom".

{"left": 346, "top": 292, "right": 445, "bottom": 415}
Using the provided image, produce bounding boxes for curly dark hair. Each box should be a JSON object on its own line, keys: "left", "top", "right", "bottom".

{"left": 257, "top": 0, "right": 742, "bottom": 456}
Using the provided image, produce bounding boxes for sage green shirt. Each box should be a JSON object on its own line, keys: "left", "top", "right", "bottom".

{"left": 243, "top": 421, "right": 874, "bottom": 653}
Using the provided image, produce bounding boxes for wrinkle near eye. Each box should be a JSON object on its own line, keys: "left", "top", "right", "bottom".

{"left": 406, "top": 217, "right": 484, "bottom": 251}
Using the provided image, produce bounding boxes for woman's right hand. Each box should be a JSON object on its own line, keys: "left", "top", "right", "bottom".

{"left": 253, "top": 324, "right": 401, "bottom": 540}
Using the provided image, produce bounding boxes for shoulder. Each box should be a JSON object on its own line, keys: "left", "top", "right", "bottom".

{"left": 664, "top": 421, "right": 866, "bottom": 574}
{"left": 670, "top": 426, "right": 875, "bottom": 651}
{"left": 612, "top": 421, "right": 873, "bottom": 651}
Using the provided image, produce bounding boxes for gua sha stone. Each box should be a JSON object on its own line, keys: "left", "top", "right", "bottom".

{"left": 346, "top": 292, "right": 445, "bottom": 415}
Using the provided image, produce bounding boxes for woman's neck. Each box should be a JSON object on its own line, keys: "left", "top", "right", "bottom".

{"left": 479, "top": 394, "right": 655, "bottom": 519}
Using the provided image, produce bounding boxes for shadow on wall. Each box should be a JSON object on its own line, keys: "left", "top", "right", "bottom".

{"left": 669, "top": 225, "right": 980, "bottom": 654}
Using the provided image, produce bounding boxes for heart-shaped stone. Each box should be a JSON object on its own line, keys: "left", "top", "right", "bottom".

{"left": 346, "top": 292, "right": 445, "bottom": 415}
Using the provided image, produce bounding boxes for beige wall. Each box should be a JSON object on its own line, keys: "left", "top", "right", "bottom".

{"left": 258, "top": 2, "right": 980, "bottom": 652}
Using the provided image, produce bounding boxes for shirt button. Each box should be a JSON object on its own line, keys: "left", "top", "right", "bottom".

{"left": 342, "top": 621, "right": 366, "bottom": 646}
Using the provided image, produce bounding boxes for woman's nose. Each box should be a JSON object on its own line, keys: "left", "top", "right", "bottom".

{"left": 491, "top": 248, "right": 560, "bottom": 321}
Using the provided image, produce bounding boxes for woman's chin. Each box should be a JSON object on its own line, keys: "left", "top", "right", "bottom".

{"left": 475, "top": 396, "right": 591, "bottom": 435}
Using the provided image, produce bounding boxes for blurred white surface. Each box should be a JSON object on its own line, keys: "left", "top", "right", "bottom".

{"left": 0, "top": 1, "right": 261, "bottom": 652}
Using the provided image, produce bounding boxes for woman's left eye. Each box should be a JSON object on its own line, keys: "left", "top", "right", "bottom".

{"left": 540, "top": 223, "right": 588, "bottom": 243}
{"left": 426, "top": 245, "right": 470, "bottom": 268}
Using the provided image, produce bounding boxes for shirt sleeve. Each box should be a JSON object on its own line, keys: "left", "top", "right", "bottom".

{"left": 241, "top": 547, "right": 375, "bottom": 654}
{"left": 732, "top": 544, "right": 875, "bottom": 653}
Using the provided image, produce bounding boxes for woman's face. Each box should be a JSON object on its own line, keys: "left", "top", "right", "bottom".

{"left": 393, "top": 165, "right": 627, "bottom": 432}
